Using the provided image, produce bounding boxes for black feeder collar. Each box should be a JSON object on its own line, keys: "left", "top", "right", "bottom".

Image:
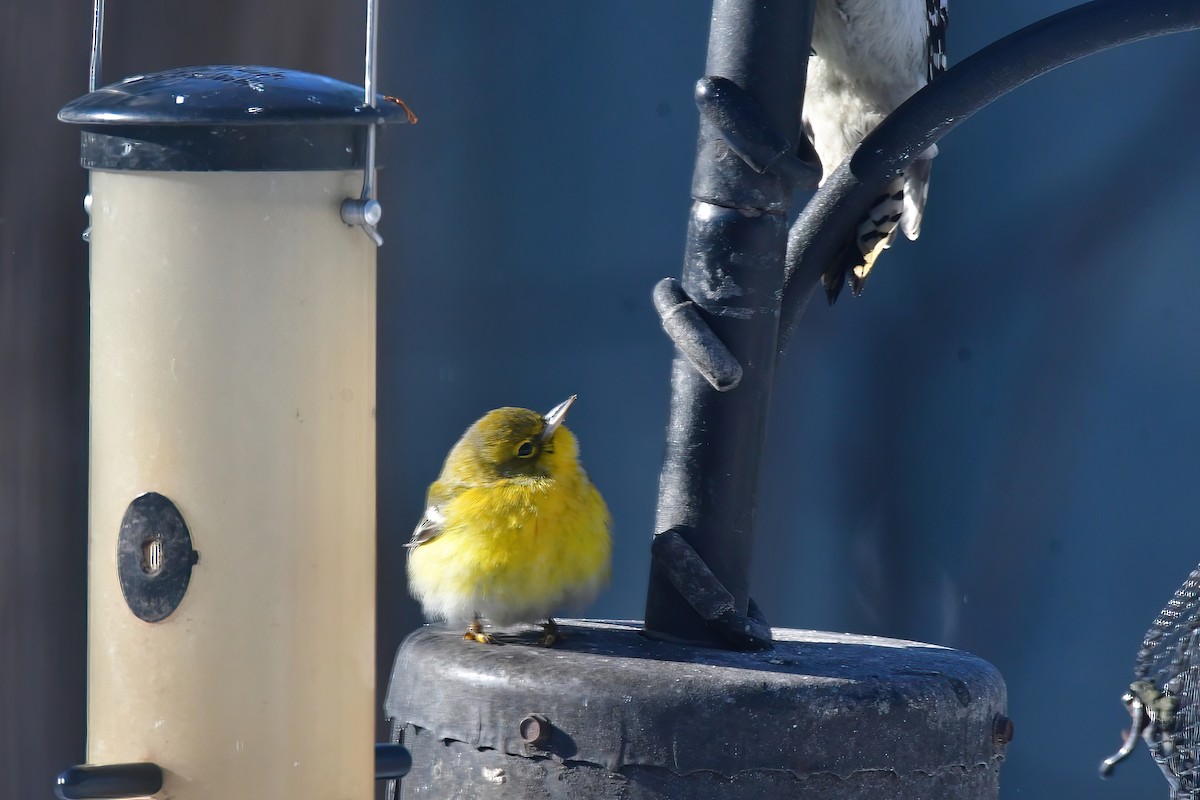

{"left": 58, "top": 65, "right": 413, "bottom": 172}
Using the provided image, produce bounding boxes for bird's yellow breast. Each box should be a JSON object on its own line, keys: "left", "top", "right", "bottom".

{"left": 407, "top": 462, "right": 611, "bottom": 626}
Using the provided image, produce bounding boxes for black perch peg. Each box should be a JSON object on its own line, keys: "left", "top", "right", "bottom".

{"left": 55, "top": 763, "right": 163, "bottom": 800}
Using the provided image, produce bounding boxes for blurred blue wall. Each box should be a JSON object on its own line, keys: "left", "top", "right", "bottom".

{"left": 378, "top": 3, "right": 1200, "bottom": 797}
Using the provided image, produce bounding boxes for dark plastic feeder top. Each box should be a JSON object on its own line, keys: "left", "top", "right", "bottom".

{"left": 58, "top": 65, "right": 413, "bottom": 172}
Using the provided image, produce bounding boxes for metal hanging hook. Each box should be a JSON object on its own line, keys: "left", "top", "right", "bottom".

{"left": 89, "top": 0, "right": 104, "bottom": 93}
{"left": 82, "top": 0, "right": 105, "bottom": 242}
{"left": 340, "top": 0, "right": 385, "bottom": 247}
{"left": 86, "top": 0, "right": 387, "bottom": 247}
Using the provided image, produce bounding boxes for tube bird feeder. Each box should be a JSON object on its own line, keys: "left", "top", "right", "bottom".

{"left": 55, "top": 5, "right": 412, "bottom": 798}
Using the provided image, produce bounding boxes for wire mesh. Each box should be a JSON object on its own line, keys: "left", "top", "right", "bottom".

{"left": 1105, "top": 563, "right": 1200, "bottom": 798}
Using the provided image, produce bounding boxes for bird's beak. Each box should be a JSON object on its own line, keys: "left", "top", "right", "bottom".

{"left": 541, "top": 395, "right": 577, "bottom": 443}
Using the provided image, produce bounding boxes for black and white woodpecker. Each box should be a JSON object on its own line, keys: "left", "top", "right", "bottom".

{"left": 803, "top": 0, "right": 949, "bottom": 301}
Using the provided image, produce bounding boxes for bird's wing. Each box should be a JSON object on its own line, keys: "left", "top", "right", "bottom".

{"left": 405, "top": 484, "right": 454, "bottom": 549}
{"left": 405, "top": 508, "right": 444, "bottom": 548}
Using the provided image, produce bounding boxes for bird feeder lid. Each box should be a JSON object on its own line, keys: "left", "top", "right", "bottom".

{"left": 59, "top": 65, "right": 412, "bottom": 127}
{"left": 58, "top": 65, "right": 414, "bottom": 171}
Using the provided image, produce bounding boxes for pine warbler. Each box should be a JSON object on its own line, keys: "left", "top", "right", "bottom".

{"left": 406, "top": 396, "right": 611, "bottom": 645}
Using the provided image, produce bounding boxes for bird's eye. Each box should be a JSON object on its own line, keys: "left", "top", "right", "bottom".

{"left": 516, "top": 440, "right": 535, "bottom": 458}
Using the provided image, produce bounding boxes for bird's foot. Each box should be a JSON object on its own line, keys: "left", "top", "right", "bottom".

{"left": 538, "top": 618, "right": 562, "bottom": 647}
{"left": 464, "top": 619, "right": 499, "bottom": 645}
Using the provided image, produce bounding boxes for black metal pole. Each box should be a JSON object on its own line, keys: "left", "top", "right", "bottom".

{"left": 644, "top": 0, "right": 813, "bottom": 648}
{"left": 779, "top": 0, "right": 1200, "bottom": 351}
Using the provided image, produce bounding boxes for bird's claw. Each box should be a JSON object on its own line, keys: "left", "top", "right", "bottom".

{"left": 538, "top": 619, "right": 562, "bottom": 647}
{"left": 464, "top": 620, "right": 500, "bottom": 645}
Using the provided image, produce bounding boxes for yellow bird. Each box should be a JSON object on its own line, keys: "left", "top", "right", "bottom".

{"left": 406, "top": 396, "right": 611, "bottom": 645}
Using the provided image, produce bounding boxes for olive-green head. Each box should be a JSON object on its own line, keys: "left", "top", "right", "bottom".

{"left": 441, "top": 396, "right": 581, "bottom": 482}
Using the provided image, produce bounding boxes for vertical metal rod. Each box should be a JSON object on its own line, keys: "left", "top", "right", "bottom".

{"left": 364, "top": 0, "right": 378, "bottom": 106}
{"left": 643, "top": 0, "right": 813, "bottom": 646}
{"left": 363, "top": 123, "right": 378, "bottom": 204}
{"left": 341, "top": 0, "right": 384, "bottom": 245}
{"left": 89, "top": 0, "right": 105, "bottom": 92}
{"left": 362, "top": 0, "right": 379, "bottom": 200}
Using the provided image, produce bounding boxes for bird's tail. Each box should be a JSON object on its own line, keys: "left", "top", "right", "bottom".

{"left": 821, "top": 147, "right": 938, "bottom": 303}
